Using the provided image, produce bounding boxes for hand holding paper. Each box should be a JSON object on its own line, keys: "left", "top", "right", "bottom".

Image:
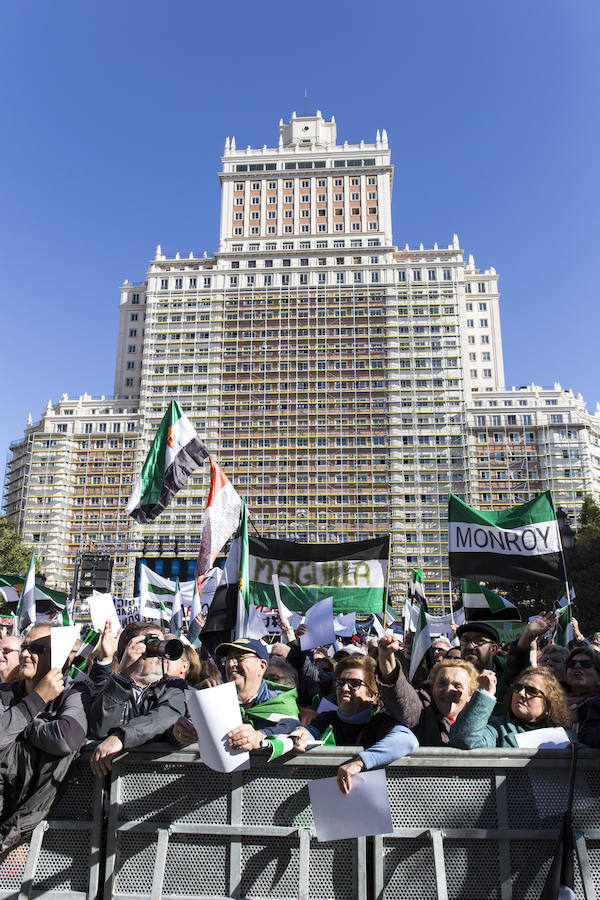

{"left": 185, "top": 682, "right": 250, "bottom": 773}
{"left": 88, "top": 593, "right": 121, "bottom": 635}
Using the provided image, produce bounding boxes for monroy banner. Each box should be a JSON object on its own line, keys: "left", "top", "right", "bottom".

{"left": 248, "top": 535, "right": 390, "bottom": 615}
{"left": 448, "top": 492, "right": 564, "bottom": 583}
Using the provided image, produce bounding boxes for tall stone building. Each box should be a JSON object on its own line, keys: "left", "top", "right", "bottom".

{"left": 4, "top": 112, "right": 600, "bottom": 608}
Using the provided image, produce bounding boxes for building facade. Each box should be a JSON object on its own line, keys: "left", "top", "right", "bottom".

{"left": 4, "top": 113, "right": 600, "bottom": 609}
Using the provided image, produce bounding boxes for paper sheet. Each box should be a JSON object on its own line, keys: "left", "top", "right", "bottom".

{"left": 51, "top": 625, "right": 81, "bottom": 670}
{"left": 308, "top": 769, "right": 394, "bottom": 841}
{"left": 316, "top": 696, "right": 338, "bottom": 714}
{"left": 334, "top": 612, "right": 356, "bottom": 637}
{"left": 272, "top": 573, "right": 303, "bottom": 630}
{"left": 514, "top": 727, "right": 570, "bottom": 750}
{"left": 300, "top": 597, "right": 336, "bottom": 651}
{"left": 88, "top": 592, "right": 121, "bottom": 635}
{"left": 185, "top": 682, "right": 250, "bottom": 773}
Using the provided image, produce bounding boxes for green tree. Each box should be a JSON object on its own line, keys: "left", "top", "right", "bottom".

{"left": 569, "top": 496, "right": 600, "bottom": 636}
{"left": 0, "top": 517, "right": 34, "bottom": 576}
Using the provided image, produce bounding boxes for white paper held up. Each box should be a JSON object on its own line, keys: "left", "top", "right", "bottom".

{"left": 272, "top": 573, "right": 303, "bottom": 630}
{"left": 316, "top": 696, "right": 338, "bottom": 714}
{"left": 334, "top": 612, "right": 356, "bottom": 637}
{"left": 514, "top": 727, "right": 570, "bottom": 750}
{"left": 308, "top": 769, "right": 394, "bottom": 841}
{"left": 300, "top": 596, "right": 336, "bottom": 651}
{"left": 51, "top": 625, "right": 81, "bottom": 670}
{"left": 185, "top": 682, "right": 250, "bottom": 773}
{"left": 88, "top": 592, "right": 121, "bottom": 635}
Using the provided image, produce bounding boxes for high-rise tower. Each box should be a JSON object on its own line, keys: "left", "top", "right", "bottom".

{"left": 17, "top": 112, "right": 597, "bottom": 609}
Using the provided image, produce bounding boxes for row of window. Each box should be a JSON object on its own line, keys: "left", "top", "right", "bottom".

{"left": 226, "top": 271, "right": 385, "bottom": 287}
{"left": 233, "top": 160, "right": 378, "bottom": 173}
{"left": 231, "top": 222, "right": 380, "bottom": 236}
{"left": 230, "top": 256, "right": 382, "bottom": 269}
{"left": 230, "top": 239, "right": 380, "bottom": 251}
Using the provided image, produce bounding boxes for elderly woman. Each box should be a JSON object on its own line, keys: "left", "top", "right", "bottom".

{"left": 449, "top": 666, "right": 573, "bottom": 749}
{"left": 564, "top": 646, "right": 600, "bottom": 747}
{"left": 375, "top": 634, "right": 478, "bottom": 745}
{"left": 290, "top": 654, "right": 418, "bottom": 794}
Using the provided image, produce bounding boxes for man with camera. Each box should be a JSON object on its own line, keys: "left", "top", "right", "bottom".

{"left": 89, "top": 622, "right": 187, "bottom": 775}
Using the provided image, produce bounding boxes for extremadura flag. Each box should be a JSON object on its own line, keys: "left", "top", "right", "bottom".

{"left": 247, "top": 535, "right": 390, "bottom": 615}
{"left": 448, "top": 492, "right": 563, "bottom": 583}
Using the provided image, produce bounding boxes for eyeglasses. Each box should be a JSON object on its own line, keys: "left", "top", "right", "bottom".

{"left": 566, "top": 658, "right": 594, "bottom": 670}
{"left": 460, "top": 637, "right": 493, "bottom": 648}
{"left": 335, "top": 677, "right": 368, "bottom": 691}
{"left": 20, "top": 642, "right": 51, "bottom": 656}
{"left": 0, "top": 647, "right": 19, "bottom": 656}
{"left": 513, "top": 682, "right": 546, "bottom": 700}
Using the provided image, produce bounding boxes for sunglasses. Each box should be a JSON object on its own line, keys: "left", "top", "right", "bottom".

{"left": 460, "top": 637, "right": 493, "bottom": 648}
{"left": 335, "top": 677, "right": 368, "bottom": 691}
{"left": 20, "top": 642, "right": 51, "bottom": 656}
{"left": 566, "top": 658, "right": 594, "bottom": 670}
{"left": 512, "top": 682, "right": 546, "bottom": 700}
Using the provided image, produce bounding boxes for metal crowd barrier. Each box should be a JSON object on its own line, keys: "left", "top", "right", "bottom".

{"left": 0, "top": 746, "right": 598, "bottom": 899}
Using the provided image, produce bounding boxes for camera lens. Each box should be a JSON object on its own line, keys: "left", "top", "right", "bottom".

{"left": 143, "top": 636, "right": 183, "bottom": 660}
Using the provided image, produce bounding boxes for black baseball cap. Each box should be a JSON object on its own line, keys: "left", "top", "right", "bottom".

{"left": 456, "top": 622, "right": 500, "bottom": 644}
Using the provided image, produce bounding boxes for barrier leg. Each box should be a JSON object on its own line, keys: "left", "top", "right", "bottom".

{"left": 17, "top": 822, "right": 47, "bottom": 900}
{"left": 575, "top": 830, "right": 597, "bottom": 900}
{"left": 430, "top": 829, "right": 448, "bottom": 900}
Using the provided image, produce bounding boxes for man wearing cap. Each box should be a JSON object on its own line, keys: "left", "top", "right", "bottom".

{"left": 456, "top": 622, "right": 507, "bottom": 713}
{"left": 172, "top": 637, "right": 300, "bottom": 751}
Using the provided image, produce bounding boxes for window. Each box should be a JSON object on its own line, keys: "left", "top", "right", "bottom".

{"left": 479, "top": 319, "right": 488, "bottom": 327}
{"left": 443, "top": 269, "right": 452, "bottom": 280}
{"left": 160, "top": 278, "right": 168, "bottom": 289}
{"left": 478, "top": 282, "right": 486, "bottom": 293}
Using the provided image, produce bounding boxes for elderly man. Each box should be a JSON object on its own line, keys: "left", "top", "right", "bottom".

{"left": 88, "top": 622, "right": 187, "bottom": 775}
{"left": 172, "top": 637, "right": 300, "bottom": 751}
{"left": 456, "top": 622, "right": 507, "bottom": 712}
{"left": 0, "top": 635, "right": 22, "bottom": 682}
{"left": 0, "top": 621, "right": 88, "bottom": 851}
{"left": 431, "top": 636, "right": 452, "bottom": 663}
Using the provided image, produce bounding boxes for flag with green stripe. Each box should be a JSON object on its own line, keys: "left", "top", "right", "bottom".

{"left": 127, "top": 400, "right": 209, "bottom": 523}
{"left": 448, "top": 492, "right": 564, "bottom": 583}
{"left": 240, "top": 681, "right": 300, "bottom": 732}
{"left": 247, "top": 535, "right": 390, "bottom": 615}
{"left": 554, "top": 604, "right": 574, "bottom": 647}
{"left": 461, "top": 580, "right": 521, "bottom": 621}
{"left": 408, "top": 604, "right": 432, "bottom": 682}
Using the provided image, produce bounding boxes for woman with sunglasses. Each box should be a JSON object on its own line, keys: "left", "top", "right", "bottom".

{"left": 289, "top": 655, "right": 418, "bottom": 794}
{"left": 449, "top": 665, "right": 573, "bottom": 749}
{"left": 564, "top": 647, "right": 600, "bottom": 747}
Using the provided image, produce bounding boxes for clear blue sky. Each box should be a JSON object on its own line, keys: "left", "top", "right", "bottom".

{"left": 1, "top": 0, "right": 598, "bottom": 479}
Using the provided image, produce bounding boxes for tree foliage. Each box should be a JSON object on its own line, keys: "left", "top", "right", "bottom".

{"left": 0, "top": 517, "right": 34, "bottom": 576}
{"left": 569, "top": 496, "right": 600, "bottom": 636}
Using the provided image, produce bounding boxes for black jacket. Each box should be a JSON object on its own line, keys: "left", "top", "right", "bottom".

{"left": 88, "top": 673, "right": 187, "bottom": 748}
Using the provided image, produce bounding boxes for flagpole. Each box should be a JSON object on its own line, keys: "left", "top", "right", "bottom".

{"left": 382, "top": 533, "right": 392, "bottom": 624}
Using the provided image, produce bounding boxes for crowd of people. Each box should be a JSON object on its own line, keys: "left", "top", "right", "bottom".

{"left": 0, "top": 610, "right": 598, "bottom": 853}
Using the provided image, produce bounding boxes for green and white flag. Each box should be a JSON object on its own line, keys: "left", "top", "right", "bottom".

{"left": 408, "top": 604, "right": 432, "bottom": 682}
{"left": 265, "top": 723, "right": 336, "bottom": 760}
{"left": 139, "top": 565, "right": 195, "bottom": 622}
{"left": 171, "top": 579, "right": 183, "bottom": 634}
{"left": 408, "top": 567, "right": 428, "bottom": 609}
{"left": 16, "top": 554, "right": 36, "bottom": 633}
{"left": 448, "top": 492, "right": 564, "bottom": 583}
{"left": 461, "top": 580, "right": 521, "bottom": 622}
{"left": 240, "top": 681, "right": 300, "bottom": 732}
{"left": 247, "top": 535, "right": 390, "bottom": 616}
{"left": 554, "top": 604, "right": 574, "bottom": 647}
{"left": 127, "top": 400, "right": 209, "bottom": 523}
{"left": 70, "top": 628, "right": 100, "bottom": 674}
